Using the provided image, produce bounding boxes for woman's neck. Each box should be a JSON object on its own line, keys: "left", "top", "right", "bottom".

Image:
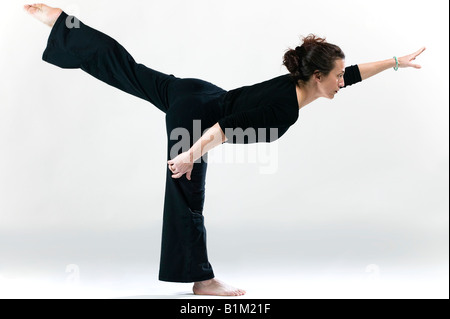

{"left": 296, "top": 82, "right": 319, "bottom": 110}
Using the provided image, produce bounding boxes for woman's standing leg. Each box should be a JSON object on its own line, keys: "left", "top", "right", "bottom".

{"left": 159, "top": 154, "right": 213, "bottom": 282}
{"left": 163, "top": 81, "right": 246, "bottom": 295}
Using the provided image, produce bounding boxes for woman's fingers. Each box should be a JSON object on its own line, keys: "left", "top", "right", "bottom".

{"left": 172, "top": 170, "right": 188, "bottom": 179}
{"left": 399, "top": 47, "right": 426, "bottom": 69}
{"left": 169, "top": 162, "right": 183, "bottom": 178}
{"left": 414, "top": 47, "right": 426, "bottom": 58}
{"left": 409, "top": 47, "right": 426, "bottom": 63}
{"left": 408, "top": 48, "right": 425, "bottom": 68}
{"left": 172, "top": 172, "right": 193, "bottom": 180}
{"left": 169, "top": 166, "right": 193, "bottom": 180}
{"left": 168, "top": 153, "right": 193, "bottom": 179}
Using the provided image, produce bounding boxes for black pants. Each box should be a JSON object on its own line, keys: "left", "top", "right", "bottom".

{"left": 44, "top": 12, "right": 227, "bottom": 282}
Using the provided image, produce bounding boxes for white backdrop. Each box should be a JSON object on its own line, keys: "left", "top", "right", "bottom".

{"left": 0, "top": 0, "right": 448, "bottom": 298}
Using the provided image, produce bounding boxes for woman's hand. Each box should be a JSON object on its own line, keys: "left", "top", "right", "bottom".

{"left": 168, "top": 151, "right": 194, "bottom": 180}
{"left": 167, "top": 123, "right": 226, "bottom": 180}
{"left": 398, "top": 47, "right": 426, "bottom": 69}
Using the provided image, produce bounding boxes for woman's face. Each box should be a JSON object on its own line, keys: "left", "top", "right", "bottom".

{"left": 317, "top": 59, "right": 346, "bottom": 99}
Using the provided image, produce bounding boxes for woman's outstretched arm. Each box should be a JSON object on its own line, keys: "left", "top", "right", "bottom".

{"left": 358, "top": 47, "right": 426, "bottom": 81}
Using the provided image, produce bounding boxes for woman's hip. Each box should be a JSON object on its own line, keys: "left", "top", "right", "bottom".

{"left": 166, "top": 79, "right": 227, "bottom": 132}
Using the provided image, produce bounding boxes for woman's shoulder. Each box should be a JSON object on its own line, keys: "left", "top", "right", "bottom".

{"left": 252, "top": 73, "right": 294, "bottom": 88}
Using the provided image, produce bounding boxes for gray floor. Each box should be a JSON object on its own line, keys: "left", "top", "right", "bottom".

{"left": 0, "top": 222, "right": 448, "bottom": 299}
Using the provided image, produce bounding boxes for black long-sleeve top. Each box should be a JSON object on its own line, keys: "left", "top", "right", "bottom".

{"left": 218, "top": 66, "right": 362, "bottom": 143}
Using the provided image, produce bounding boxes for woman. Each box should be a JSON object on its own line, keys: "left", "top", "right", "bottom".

{"left": 24, "top": 3, "right": 425, "bottom": 296}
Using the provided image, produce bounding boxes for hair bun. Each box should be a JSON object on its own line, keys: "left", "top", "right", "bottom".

{"left": 283, "top": 48, "right": 307, "bottom": 82}
{"left": 295, "top": 46, "right": 306, "bottom": 58}
{"left": 283, "top": 49, "right": 300, "bottom": 74}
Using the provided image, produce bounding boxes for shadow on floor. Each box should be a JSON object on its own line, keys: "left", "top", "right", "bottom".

{"left": 116, "top": 292, "right": 197, "bottom": 299}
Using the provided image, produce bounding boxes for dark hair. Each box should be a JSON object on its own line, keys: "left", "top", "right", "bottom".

{"left": 283, "top": 34, "right": 345, "bottom": 83}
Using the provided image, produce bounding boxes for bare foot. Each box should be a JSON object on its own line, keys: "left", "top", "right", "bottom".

{"left": 23, "top": 3, "right": 62, "bottom": 27}
{"left": 193, "top": 279, "right": 246, "bottom": 297}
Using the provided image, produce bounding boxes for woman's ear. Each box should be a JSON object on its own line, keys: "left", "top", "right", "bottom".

{"left": 313, "top": 70, "right": 322, "bottom": 82}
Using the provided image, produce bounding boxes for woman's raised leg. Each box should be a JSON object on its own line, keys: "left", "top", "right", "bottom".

{"left": 25, "top": 3, "right": 176, "bottom": 113}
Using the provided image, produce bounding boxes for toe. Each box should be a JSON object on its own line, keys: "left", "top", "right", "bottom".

{"left": 24, "top": 4, "right": 38, "bottom": 14}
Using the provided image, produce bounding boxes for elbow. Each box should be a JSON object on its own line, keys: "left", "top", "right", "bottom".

{"left": 216, "top": 122, "right": 228, "bottom": 143}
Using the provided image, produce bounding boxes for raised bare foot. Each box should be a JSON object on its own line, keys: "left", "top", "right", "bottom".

{"left": 23, "top": 3, "right": 62, "bottom": 27}
{"left": 193, "top": 279, "right": 246, "bottom": 297}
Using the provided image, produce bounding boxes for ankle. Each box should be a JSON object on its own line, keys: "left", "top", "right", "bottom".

{"left": 194, "top": 279, "right": 215, "bottom": 287}
{"left": 49, "top": 9, "right": 63, "bottom": 27}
